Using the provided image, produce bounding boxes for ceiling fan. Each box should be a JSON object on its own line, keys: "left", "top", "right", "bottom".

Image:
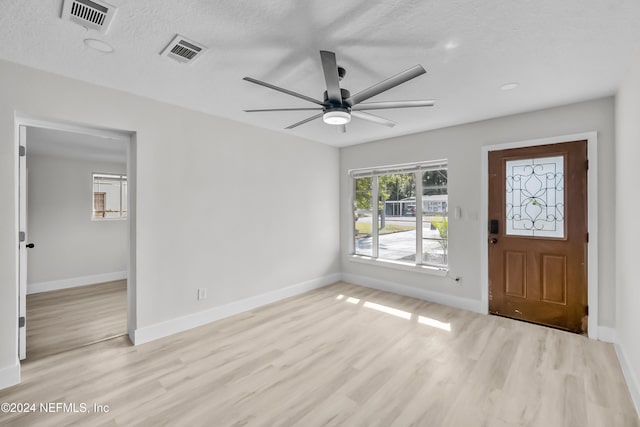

{"left": 243, "top": 50, "right": 435, "bottom": 133}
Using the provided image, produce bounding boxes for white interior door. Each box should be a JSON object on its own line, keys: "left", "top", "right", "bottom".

{"left": 18, "top": 125, "right": 27, "bottom": 360}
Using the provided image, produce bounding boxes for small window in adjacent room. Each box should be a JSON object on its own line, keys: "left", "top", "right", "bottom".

{"left": 92, "top": 173, "right": 127, "bottom": 219}
{"left": 350, "top": 160, "right": 448, "bottom": 270}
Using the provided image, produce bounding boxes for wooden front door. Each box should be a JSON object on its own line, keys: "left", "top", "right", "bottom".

{"left": 488, "top": 140, "right": 588, "bottom": 333}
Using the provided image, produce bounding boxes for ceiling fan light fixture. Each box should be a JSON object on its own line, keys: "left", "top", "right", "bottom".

{"left": 323, "top": 109, "right": 351, "bottom": 125}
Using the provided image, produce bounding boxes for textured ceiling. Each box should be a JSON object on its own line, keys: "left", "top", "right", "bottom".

{"left": 2, "top": 1, "right": 640, "bottom": 147}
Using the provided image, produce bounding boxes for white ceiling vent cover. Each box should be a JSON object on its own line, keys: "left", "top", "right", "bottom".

{"left": 161, "top": 35, "right": 207, "bottom": 64}
{"left": 61, "top": 0, "right": 118, "bottom": 34}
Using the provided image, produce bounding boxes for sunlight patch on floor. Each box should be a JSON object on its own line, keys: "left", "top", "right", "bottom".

{"left": 363, "top": 301, "right": 412, "bottom": 320}
{"left": 336, "top": 293, "right": 452, "bottom": 332}
{"left": 418, "top": 315, "right": 451, "bottom": 331}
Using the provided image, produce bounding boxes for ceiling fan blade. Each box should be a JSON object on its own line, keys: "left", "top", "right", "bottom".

{"left": 338, "top": 124, "right": 346, "bottom": 134}
{"left": 243, "top": 77, "right": 324, "bottom": 106}
{"left": 320, "top": 50, "right": 342, "bottom": 103}
{"left": 285, "top": 113, "right": 324, "bottom": 129}
{"left": 244, "top": 108, "right": 323, "bottom": 112}
{"left": 351, "top": 111, "right": 396, "bottom": 127}
{"left": 346, "top": 65, "right": 426, "bottom": 106}
{"left": 352, "top": 100, "right": 435, "bottom": 110}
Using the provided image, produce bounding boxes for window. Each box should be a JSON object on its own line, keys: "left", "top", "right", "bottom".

{"left": 92, "top": 173, "right": 127, "bottom": 219}
{"left": 351, "top": 161, "right": 448, "bottom": 269}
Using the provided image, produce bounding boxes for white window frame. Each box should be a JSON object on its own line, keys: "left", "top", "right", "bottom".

{"left": 92, "top": 172, "right": 127, "bottom": 220}
{"left": 350, "top": 160, "right": 448, "bottom": 272}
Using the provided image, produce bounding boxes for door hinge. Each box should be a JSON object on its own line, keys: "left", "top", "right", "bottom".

{"left": 585, "top": 159, "right": 589, "bottom": 171}
{"left": 585, "top": 305, "right": 589, "bottom": 316}
{"left": 19, "top": 316, "right": 25, "bottom": 328}
{"left": 586, "top": 232, "right": 589, "bottom": 243}
{"left": 19, "top": 231, "right": 25, "bottom": 242}
{"left": 19, "top": 145, "right": 26, "bottom": 157}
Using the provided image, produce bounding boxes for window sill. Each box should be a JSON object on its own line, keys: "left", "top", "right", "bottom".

{"left": 348, "top": 255, "right": 448, "bottom": 277}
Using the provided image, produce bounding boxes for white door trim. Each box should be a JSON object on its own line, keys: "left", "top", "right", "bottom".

{"left": 480, "top": 131, "right": 599, "bottom": 339}
{"left": 18, "top": 125, "right": 27, "bottom": 360}
{"left": 14, "top": 113, "right": 137, "bottom": 363}
{"left": 15, "top": 114, "right": 131, "bottom": 141}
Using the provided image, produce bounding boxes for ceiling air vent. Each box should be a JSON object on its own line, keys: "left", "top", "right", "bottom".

{"left": 61, "top": 0, "right": 118, "bottom": 34}
{"left": 160, "top": 35, "right": 207, "bottom": 64}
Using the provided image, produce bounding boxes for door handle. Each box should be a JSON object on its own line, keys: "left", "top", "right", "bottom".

{"left": 489, "top": 238, "right": 498, "bottom": 245}
{"left": 26, "top": 243, "right": 35, "bottom": 249}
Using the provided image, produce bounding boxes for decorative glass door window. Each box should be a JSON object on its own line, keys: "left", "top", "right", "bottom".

{"left": 505, "top": 156, "right": 565, "bottom": 238}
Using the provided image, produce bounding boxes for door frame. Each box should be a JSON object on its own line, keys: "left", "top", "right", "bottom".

{"left": 18, "top": 126, "right": 27, "bottom": 359}
{"left": 14, "top": 113, "right": 138, "bottom": 361}
{"left": 480, "top": 131, "right": 599, "bottom": 339}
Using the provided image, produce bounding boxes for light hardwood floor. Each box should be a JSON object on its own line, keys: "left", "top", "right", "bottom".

{"left": 26, "top": 280, "right": 127, "bottom": 360}
{"left": 1, "top": 282, "right": 638, "bottom": 426}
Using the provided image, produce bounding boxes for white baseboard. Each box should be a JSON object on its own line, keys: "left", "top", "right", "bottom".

{"left": 133, "top": 273, "right": 341, "bottom": 345}
{"left": 615, "top": 343, "right": 640, "bottom": 419}
{"left": 341, "top": 273, "right": 484, "bottom": 314}
{"left": 0, "top": 363, "right": 20, "bottom": 390}
{"left": 597, "top": 326, "right": 617, "bottom": 343}
{"left": 27, "top": 271, "right": 127, "bottom": 294}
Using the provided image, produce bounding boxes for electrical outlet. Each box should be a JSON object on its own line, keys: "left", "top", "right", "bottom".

{"left": 197, "top": 288, "right": 207, "bottom": 300}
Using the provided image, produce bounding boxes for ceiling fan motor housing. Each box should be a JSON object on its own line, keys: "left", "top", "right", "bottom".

{"left": 323, "top": 89, "right": 351, "bottom": 109}
{"left": 323, "top": 87, "right": 352, "bottom": 125}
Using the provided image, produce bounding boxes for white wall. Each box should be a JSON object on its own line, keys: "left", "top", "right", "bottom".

{"left": 26, "top": 153, "right": 127, "bottom": 292}
{"left": 615, "top": 54, "right": 640, "bottom": 414}
{"left": 0, "top": 59, "right": 340, "bottom": 383}
{"left": 340, "top": 97, "right": 615, "bottom": 325}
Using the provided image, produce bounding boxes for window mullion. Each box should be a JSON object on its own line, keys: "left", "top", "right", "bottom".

{"left": 119, "top": 177, "right": 123, "bottom": 217}
{"left": 352, "top": 180, "right": 357, "bottom": 254}
{"left": 415, "top": 171, "right": 423, "bottom": 265}
{"left": 372, "top": 175, "right": 379, "bottom": 258}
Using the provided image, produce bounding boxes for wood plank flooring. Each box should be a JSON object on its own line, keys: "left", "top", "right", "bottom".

{"left": 26, "top": 280, "right": 127, "bottom": 360}
{"left": 1, "top": 282, "right": 638, "bottom": 426}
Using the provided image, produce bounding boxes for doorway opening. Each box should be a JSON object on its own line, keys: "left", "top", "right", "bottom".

{"left": 17, "top": 117, "right": 136, "bottom": 362}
